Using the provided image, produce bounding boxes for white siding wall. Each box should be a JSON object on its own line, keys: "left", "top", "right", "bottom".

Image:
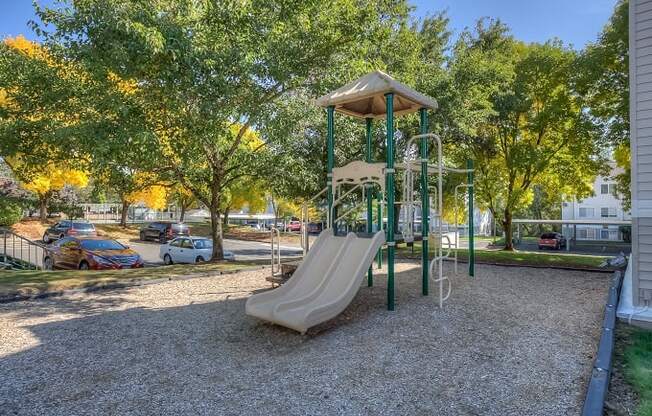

{"left": 631, "top": 0, "right": 652, "bottom": 304}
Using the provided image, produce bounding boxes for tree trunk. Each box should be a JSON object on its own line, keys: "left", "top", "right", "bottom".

{"left": 38, "top": 197, "right": 47, "bottom": 222}
{"left": 210, "top": 207, "right": 224, "bottom": 261}
{"left": 209, "top": 184, "right": 224, "bottom": 261}
{"left": 120, "top": 199, "right": 130, "bottom": 227}
{"left": 503, "top": 208, "right": 514, "bottom": 251}
{"left": 270, "top": 195, "right": 278, "bottom": 228}
{"left": 179, "top": 203, "right": 186, "bottom": 222}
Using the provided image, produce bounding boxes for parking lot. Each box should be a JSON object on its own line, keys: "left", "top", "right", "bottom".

{"left": 125, "top": 238, "right": 303, "bottom": 265}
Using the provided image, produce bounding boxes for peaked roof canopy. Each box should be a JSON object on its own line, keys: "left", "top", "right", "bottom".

{"left": 315, "top": 70, "right": 437, "bottom": 119}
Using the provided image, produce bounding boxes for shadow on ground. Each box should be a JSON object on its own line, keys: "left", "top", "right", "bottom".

{"left": 0, "top": 264, "right": 610, "bottom": 415}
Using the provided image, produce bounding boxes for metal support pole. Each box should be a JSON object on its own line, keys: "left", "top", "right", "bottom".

{"left": 377, "top": 195, "right": 383, "bottom": 268}
{"left": 385, "top": 93, "right": 395, "bottom": 310}
{"left": 327, "top": 106, "right": 335, "bottom": 229}
{"left": 467, "top": 159, "right": 475, "bottom": 277}
{"left": 366, "top": 117, "right": 374, "bottom": 287}
{"left": 419, "top": 108, "right": 429, "bottom": 296}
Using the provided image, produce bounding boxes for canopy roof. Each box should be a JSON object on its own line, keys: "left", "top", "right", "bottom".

{"left": 315, "top": 70, "right": 437, "bottom": 119}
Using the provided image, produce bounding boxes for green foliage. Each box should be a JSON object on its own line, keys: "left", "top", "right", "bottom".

{"left": 624, "top": 329, "right": 652, "bottom": 416}
{"left": 438, "top": 20, "right": 604, "bottom": 249}
{"left": 29, "top": 0, "right": 413, "bottom": 259}
{"left": 577, "top": 0, "right": 631, "bottom": 206}
{"left": 0, "top": 197, "right": 23, "bottom": 226}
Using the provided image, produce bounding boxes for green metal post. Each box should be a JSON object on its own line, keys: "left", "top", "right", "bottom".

{"left": 419, "top": 108, "right": 429, "bottom": 296}
{"left": 376, "top": 195, "right": 382, "bottom": 268}
{"left": 366, "top": 118, "right": 373, "bottom": 287}
{"left": 327, "top": 106, "right": 335, "bottom": 229}
{"left": 385, "top": 93, "right": 395, "bottom": 311}
{"left": 467, "top": 159, "right": 475, "bottom": 277}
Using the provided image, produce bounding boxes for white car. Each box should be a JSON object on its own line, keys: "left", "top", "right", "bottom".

{"left": 159, "top": 237, "right": 235, "bottom": 264}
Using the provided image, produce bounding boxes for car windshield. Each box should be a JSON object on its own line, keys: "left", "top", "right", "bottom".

{"left": 80, "top": 240, "right": 125, "bottom": 250}
{"left": 171, "top": 224, "right": 188, "bottom": 231}
{"left": 73, "top": 222, "right": 95, "bottom": 230}
{"left": 193, "top": 239, "right": 212, "bottom": 249}
{"left": 541, "top": 233, "right": 556, "bottom": 239}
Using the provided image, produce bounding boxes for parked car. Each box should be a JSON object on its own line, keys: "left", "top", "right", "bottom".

{"left": 159, "top": 237, "right": 235, "bottom": 264}
{"left": 43, "top": 237, "right": 144, "bottom": 270}
{"left": 306, "top": 222, "right": 323, "bottom": 234}
{"left": 43, "top": 220, "right": 97, "bottom": 243}
{"left": 538, "top": 232, "right": 567, "bottom": 250}
{"left": 245, "top": 221, "right": 263, "bottom": 230}
{"left": 139, "top": 222, "right": 190, "bottom": 243}
{"left": 286, "top": 220, "right": 302, "bottom": 232}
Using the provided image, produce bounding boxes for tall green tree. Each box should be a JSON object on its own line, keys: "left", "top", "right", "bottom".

{"left": 442, "top": 21, "right": 604, "bottom": 250}
{"left": 34, "top": 0, "right": 413, "bottom": 260}
{"left": 577, "top": 0, "right": 630, "bottom": 207}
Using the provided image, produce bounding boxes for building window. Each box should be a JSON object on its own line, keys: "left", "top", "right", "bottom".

{"left": 579, "top": 207, "right": 594, "bottom": 218}
{"left": 601, "top": 207, "right": 617, "bottom": 218}
{"left": 600, "top": 229, "right": 610, "bottom": 240}
{"left": 601, "top": 183, "right": 618, "bottom": 196}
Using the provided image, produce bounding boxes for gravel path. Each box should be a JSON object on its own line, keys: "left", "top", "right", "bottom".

{"left": 0, "top": 262, "right": 609, "bottom": 416}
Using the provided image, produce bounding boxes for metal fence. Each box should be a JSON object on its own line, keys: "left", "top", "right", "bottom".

{"left": 0, "top": 229, "right": 44, "bottom": 270}
{"left": 78, "top": 203, "right": 179, "bottom": 224}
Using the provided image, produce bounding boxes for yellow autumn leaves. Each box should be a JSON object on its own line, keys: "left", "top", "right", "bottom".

{"left": 21, "top": 165, "right": 89, "bottom": 197}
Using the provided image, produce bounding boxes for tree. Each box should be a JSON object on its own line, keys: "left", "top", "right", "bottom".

{"left": 128, "top": 184, "right": 168, "bottom": 211}
{"left": 222, "top": 178, "right": 267, "bottom": 229}
{"left": 15, "top": 162, "right": 88, "bottom": 220}
{"left": 34, "top": 0, "right": 413, "bottom": 260}
{"left": 442, "top": 21, "right": 604, "bottom": 250}
{"left": 577, "top": 0, "right": 630, "bottom": 207}
{"left": 169, "top": 184, "right": 198, "bottom": 223}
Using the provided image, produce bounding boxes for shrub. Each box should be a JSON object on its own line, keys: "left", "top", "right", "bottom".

{"left": 0, "top": 198, "right": 24, "bottom": 226}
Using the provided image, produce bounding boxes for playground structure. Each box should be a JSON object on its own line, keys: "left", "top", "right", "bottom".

{"left": 246, "top": 70, "right": 474, "bottom": 333}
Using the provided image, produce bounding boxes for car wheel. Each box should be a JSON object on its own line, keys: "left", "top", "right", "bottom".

{"left": 43, "top": 257, "right": 54, "bottom": 270}
{"left": 79, "top": 261, "right": 89, "bottom": 270}
{"left": 164, "top": 254, "right": 173, "bottom": 265}
{"left": 140, "top": 231, "right": 146, "bottom": 241}
{"left": 159, "top": 233, "right": 166, "bottom": 244}
{"left": 42, "top": 233, "right": 50, "bottom": 244}
{"left": 538, "top": 245, "right": 543, "bottom": 250}
{"left": 195, "top": 256, "right": 205, "bottom": 263}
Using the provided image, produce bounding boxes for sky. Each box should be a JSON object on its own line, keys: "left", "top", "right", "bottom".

{"left": 0, "top": 0, "right": 619, "bottom": 49}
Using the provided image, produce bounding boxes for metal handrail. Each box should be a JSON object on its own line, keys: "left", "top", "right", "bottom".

{"left": 334, "top": 200, "right": 367, "bottom": 224}
{"left": 328, "top": 183, "right": 364, "bottom": 229}
{"left": 301, "top": 186, "right": 329, "bottom": 254}
{"left": 0, "top": 228, "right": 45, "bottom": 270}
{"left": 270, "top": 227, "right": 281, "bottom": 277}
{"left": 454, "top": 183, "right": 473, "bottom": 274}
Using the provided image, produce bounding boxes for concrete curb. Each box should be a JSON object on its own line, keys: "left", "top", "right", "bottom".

{"left": 0, "top": 264, "right": 270, "bottom": 304}
{"left": 581, "top": 270, "right": 624, "bottom": 416}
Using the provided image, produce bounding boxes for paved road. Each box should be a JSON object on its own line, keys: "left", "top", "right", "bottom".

{"left": 123, "top": 238, "right": 303, "bottom": 264}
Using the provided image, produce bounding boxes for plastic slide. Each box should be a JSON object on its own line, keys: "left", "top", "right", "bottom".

{"left": 245, "top": 229, "right": 386, "bottom": 333}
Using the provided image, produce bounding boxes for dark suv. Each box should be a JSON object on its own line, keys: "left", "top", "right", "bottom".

{"left": 139, "top": 222, "right": 190, "bottom": 243}
{"left": 43, "top": 220, "right": 97, "bottom": 243}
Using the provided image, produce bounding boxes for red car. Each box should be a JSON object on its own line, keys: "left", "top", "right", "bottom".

{"left": 43, "top": 237, "right": 144, "bottom": 270}
{"left": 538, "top": 232, "right": 567, "bottom": 250}
{"left": 286, "top": 220, "right": 302, "bottom": 232}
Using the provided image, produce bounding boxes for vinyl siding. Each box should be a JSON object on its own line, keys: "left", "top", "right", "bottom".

{"left": 632, "top": 0, "right": 652, "bottom": 304}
